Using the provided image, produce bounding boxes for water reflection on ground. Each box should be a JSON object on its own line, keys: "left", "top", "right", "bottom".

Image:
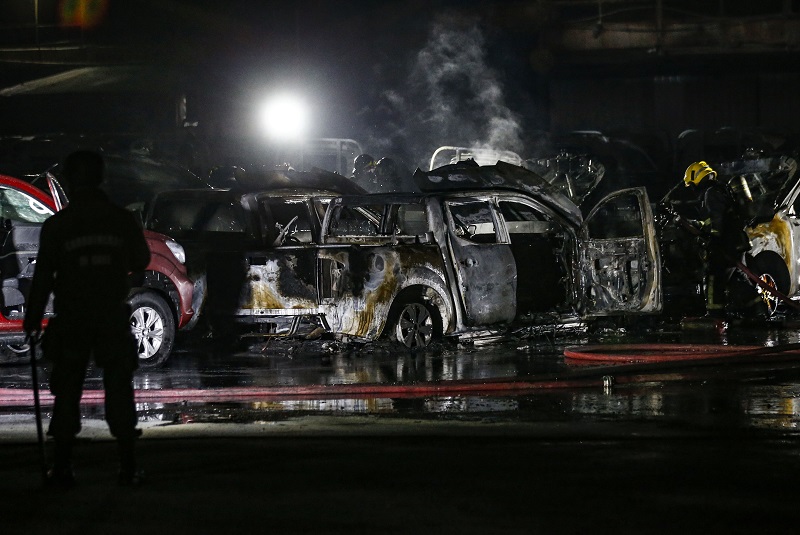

{"left": 126, "top": 322, "right": 800, "bottom": 431}
{"left": 5, "top": 321, "right": 800, "bottom": 433}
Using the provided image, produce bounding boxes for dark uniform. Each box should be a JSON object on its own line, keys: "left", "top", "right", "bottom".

{"left": 692, "top": 173, "right": 750, "bottom": 315}
{"left": 24, "top": 151, "right": 150, "bottom": 485}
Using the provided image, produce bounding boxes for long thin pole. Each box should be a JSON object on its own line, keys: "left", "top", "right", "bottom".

{"left": 29, "top": 337, "right": 47, "bottom": 484}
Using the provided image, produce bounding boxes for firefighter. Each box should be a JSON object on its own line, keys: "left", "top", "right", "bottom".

{"left": 374, "top": 157, "right": 402, "bottom": 192}
{"left": 352, "top": 153, "right": 376, "bottom": 190}
{"left": 682, "top": 160, "right": 750, "bottom": 318}
{"left": 23, "top": 150, "right": 150, "bottom": 487}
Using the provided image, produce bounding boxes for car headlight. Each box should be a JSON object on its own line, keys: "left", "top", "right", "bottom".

{"left": 165, "top": 239, "right": 186, "bottom": 264}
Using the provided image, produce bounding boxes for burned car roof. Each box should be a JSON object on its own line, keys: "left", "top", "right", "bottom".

{"left": 413, "top": 160, "right": 583, "bottom": 226}
{"left": 145, "top": 186, "right": 340, "bottom": 240}
{"left": 230, "top": 166, "right": 367, "bottom": 195}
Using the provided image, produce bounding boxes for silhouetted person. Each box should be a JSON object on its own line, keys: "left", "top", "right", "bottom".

{"left": 682, "top": 160, "right": 750, "bottom": 317}
{"left": 23, "top": 150, "right": 150, "bottom": 487}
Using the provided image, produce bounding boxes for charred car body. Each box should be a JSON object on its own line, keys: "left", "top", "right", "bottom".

{"left": 737, "top": 157, "right": 800, "bottom": 305}
{"left": 145, "top": 186, "right": 339, "bottom": 341}
{"left": 660, "top": 155, "right": 799, "bottom": 316}
{"left": 214, "top": 161, "right": 661, "bottom": 347}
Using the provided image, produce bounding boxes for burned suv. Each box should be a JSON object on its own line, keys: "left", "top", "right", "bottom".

{"left": 224, "top": 161, "right": 661, "bottom": 347}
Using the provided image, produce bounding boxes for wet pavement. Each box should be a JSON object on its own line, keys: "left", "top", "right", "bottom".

{"left": 4, "top": 319, "right": 800, "bottom": 532}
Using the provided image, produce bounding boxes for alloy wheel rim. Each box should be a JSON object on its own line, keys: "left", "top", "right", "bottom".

{"left": 130, "top": 306, "right": 164, "bottom": 359}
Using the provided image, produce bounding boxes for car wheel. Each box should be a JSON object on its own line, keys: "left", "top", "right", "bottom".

{"left": 129, "top": 292, "right": 175, "bottom": 368}
{"left": 392, "top": 301, "right": 439, "bottom": 349}
{"left": 748, "top": 251, "right": 790, "bottom": 317}
{"left": 7, "top": 343, "right": 29, "bottom": 354}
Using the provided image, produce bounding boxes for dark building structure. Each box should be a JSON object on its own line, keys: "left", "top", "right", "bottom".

{"left": 0, "top": 1, "right": 797, "bottom": 176}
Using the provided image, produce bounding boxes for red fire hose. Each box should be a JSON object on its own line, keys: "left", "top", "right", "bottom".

{"left": 3, "top": 343, "right": 800, "bottom": 406}
{"left": 564, "top": 342, "right": 800, "bottom": 363}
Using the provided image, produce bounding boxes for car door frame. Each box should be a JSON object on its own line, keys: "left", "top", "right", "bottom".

{"left": 579, "top": 187, "right": 662, "bottom": 315}
{"left": 441, "top": 194, "right": 517, "bottom": 327}
{"left": 240, "top": 193, "right": 328, "bottom": 319}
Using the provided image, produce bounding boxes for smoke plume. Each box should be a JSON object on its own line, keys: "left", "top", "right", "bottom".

{"left": 363, "top": 16, "right": 524, "bottom": 170}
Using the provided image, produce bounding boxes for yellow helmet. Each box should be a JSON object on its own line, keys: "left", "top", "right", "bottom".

{"left": 683, "top": 161, "right": 716, "bottom": 187}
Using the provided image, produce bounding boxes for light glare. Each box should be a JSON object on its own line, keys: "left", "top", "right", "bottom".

{"left": 261, "top": 95, "right": 308, "bottom": 141}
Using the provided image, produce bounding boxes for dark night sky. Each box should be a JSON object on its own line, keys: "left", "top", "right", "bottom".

{"left": 86, "top": 0, "right": 549, "bottom": 166}
{"left": 1, "top": 1, "right": 557, "bottom": 170}
{"left": 4, "top": 1, "right": 796, "bottom": 170}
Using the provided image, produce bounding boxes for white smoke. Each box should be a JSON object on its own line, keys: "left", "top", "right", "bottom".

{"left": 364, "top": 16, "right": 524, "bottom": 170}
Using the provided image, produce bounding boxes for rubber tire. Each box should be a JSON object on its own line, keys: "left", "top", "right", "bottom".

{"left": 748, "top": 251, "right": 791, "bottom": 316}
{"left": 390, "top": 300, "right": 441, "bottom": 350}
{"left": 128, "top": 292, "right": 175, "bottom": 369}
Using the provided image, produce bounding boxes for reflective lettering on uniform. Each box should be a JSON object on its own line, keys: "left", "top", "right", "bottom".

{"left": 78, "top": 254, "right": 113, "bottom": 267}
{"left": 64, "top": 235, "right": 124, "bottom": 251}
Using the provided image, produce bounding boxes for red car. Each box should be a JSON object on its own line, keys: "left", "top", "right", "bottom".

{"left": 0, "top": 173, "right": 193, "bottom": 367}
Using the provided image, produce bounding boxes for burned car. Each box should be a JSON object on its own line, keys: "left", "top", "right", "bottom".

{"left": 659, "top": 155, "right": 799, "bottom": 316}
{"left": 225, "top": 161, "right": 661, "bottom": 348}
{"left": 144, "top": 186, "right": 338, "bottom": 340}
{"left": 723, "top": 155, "right": 799, "bottom": 314}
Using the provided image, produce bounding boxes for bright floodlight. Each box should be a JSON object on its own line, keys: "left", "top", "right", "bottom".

{"left": 260, "top": 95, "right": 308, "bottom": 141}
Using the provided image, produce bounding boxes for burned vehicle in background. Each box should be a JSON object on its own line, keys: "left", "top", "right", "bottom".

{"left": 221, "top": 161, "right": 661, "bottom": 348}
{"left": 429, "top": 144, "right": 607, "bottom": 208}
{"left": 143, "top": 168, "right": 366, "bottom": 339}
{"left": 658, "top": 154, "right": 799, "bottom": 317}
{"left": 724, "top": 155, "right": 798, "bottom": 315}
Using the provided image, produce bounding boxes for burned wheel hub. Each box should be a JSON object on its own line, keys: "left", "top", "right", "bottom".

{"left": 395, "top": 303, "right": 433, "bottom": 349}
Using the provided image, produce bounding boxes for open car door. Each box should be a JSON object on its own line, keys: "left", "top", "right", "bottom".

{"left": 444, "top": 197, "right": 517, "bottom": 326}
{"left": 580, "top": 187, "right": 661, "bottom": 315}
